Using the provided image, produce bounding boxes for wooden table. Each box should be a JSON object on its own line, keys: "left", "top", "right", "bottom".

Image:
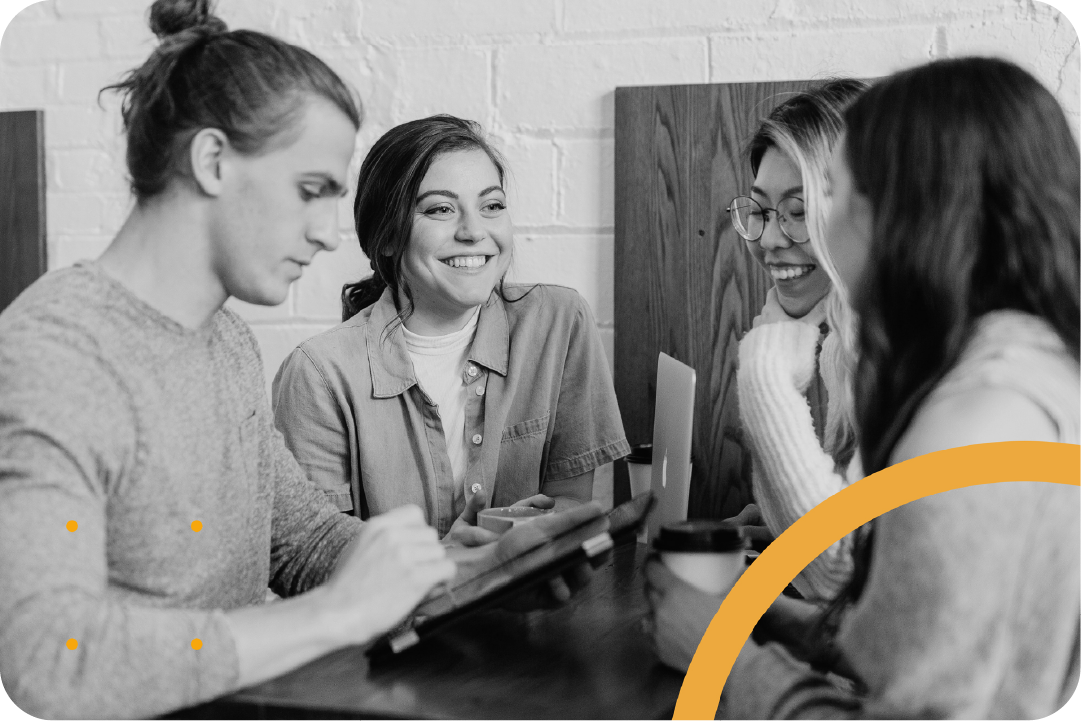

{"left": 177, "top": 540, "right": 684, "bottom": 719}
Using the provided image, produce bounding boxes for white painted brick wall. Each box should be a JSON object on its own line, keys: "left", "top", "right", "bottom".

{"left": 1, "top": 0, "right": 1078, "bottom": 507}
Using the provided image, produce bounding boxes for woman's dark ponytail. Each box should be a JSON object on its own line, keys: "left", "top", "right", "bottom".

{"left": 342, "top": 274, "right": 388, "bottom": 323}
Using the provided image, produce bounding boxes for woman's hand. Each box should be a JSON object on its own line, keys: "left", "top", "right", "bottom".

{"left": 323, "top": 504, "right": 456, "bottom": 645}
{"left": 445, "top": 502, "right": 610, "bottom": 608}
{"left": 444, "top": 488, "right": 501, "bottom": 548}
{"left": 725, "top": 503, "right": 775, "bottom": 551}
{"left": 645, "top": 558, "right": 727, "bottom": 673}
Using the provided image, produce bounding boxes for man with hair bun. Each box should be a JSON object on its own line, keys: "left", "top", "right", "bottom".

{"left": 0, "top": 1, "right": 603, "bottom": 718}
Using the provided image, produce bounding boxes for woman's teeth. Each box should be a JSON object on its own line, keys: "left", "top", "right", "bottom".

{"left": 442, "top": 255, "right": 488, "bottom": 269}
{"left": 770, "top": 265, "right": 814, "bottom": 280}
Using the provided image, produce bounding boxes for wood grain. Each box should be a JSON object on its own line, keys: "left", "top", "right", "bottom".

{"left": 614, "top": 82, "right": 811, "bottom": 520}
{"left": 0, "top": 110, "right": 46, "bottom": 313}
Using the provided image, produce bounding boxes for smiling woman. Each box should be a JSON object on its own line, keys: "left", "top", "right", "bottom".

{"left": 272, "top": 115, "right": 631, "bottom": 544}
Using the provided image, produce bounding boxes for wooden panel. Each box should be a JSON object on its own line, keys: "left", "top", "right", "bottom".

{"left": 0, "top": 110, "right": 46, "bottom": 313}
{"left": 614, "top": 81, "right": 810, "bottom": 520}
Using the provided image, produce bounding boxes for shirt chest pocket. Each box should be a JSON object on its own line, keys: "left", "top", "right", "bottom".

{"left": 497, "top": 411, "right": 550, "bottom": 502}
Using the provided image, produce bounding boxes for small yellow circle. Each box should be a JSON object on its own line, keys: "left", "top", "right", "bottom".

{"left": 66, "top": 638, "right": 78, "bottom": 650}
{"left": 191, "top": 638, "right": 202, "bottom": 650}
{"left": 66, "top": 520, "right": 78, "bottom": 532}
{"left": 191, "top": 521, "right": 202, "bottom": 533}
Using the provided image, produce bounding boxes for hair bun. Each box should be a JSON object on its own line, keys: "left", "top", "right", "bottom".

{"left": 148, "top": 0, "right": 227, "bottom": 40}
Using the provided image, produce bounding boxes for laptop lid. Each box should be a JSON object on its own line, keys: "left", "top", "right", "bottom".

{"left": 646, "top": 352, "right": 696, "bottom": 541}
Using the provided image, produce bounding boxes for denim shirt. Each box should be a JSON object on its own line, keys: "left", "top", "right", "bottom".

{"left": 272, "top": 284, "right": 630, "bottom": 536}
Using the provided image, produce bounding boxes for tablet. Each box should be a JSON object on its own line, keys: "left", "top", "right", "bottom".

{"left": 369, "top": 492, "right": 655, "bottom": 657}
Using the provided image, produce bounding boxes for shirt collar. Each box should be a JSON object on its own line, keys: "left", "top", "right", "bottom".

{"left": 366, "top": 288, "right": 510, "bottom": 398}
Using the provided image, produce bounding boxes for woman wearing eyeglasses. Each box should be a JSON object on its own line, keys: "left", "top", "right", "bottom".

{"left": 722, "top": 79, "right": 868, "bottom": 603}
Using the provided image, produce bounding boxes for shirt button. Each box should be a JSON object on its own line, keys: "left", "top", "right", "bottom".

{"left": 476, "top": 386, "right": 485, "bottom": 396}
{"left": 471, "top": 483, "right": 482, "bottom": 494}
{"left": 472, "top": 434, "right": 483, "bottom": 445}
{"left": 467, "top": 366, "right": 478, "bottom": 378}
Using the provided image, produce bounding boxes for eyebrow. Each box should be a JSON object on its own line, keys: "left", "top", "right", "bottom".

{"left": 416, "top": 185, "right": 505, "bottom": 203}
{"left": 750, "top": 184, "right": 803, "bottom": 200}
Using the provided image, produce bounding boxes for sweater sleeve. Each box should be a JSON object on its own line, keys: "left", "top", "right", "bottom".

{"left": 737, "top": 322, "right": 853, "bottom": 600}
{"left": 0, "top": 339, "right": 239, "bottom": 719}
{"left": 721, "top": 482, "right": 1080, "bottom": 719}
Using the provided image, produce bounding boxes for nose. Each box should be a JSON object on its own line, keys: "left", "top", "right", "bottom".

{"left": 454, "top": 209, "right": 486, "bottom": 243}
{"left": 759, "top": 212, "right": 793, "bottom": 251}
{"left": 307, "top": 202, "right": 341, "bottom": 252}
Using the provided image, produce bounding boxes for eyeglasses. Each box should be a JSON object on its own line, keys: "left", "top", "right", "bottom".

{"left": 726, "top": 195, "right": 810, "bottom": 244}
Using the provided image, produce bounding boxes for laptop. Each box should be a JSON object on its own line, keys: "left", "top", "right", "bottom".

{"left": 645, "top": 352, "right": 697, "bottom": 541}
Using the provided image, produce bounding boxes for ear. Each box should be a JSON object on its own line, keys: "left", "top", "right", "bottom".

{"left": 189, "top": 128, "right": 229, "bottom": 197}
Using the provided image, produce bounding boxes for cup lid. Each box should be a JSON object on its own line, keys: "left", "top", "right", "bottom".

{"left": 653, "top": 520, "right": 743, "bottom": 552}
{"left": 626, "top": 443, "right": 653, "bottom": 463}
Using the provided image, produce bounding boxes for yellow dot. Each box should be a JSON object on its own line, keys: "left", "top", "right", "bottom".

{"left": 191, "top": 521, "right": 202, "bottom": 533}
{"left": 191, "top": 638, "right": 202, "bottom": 650}
{"left": 66, "top": 638, "right": 78, "bottom": 650}
{"left": 66, "top": 520, "right": 78, "bottom": 532}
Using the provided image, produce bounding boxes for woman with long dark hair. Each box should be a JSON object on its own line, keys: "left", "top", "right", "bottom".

{"left": 651, "top": 57, "right": 1079, "bottom": 718}
{"left": 273, "top": 115, "right": 629, "bottom": 544}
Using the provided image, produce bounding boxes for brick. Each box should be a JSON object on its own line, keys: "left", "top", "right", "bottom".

{"left": 45, "top": 105, "right": 122, "bottom": 148}
{"left": 0, "top": 62, "right": 56, "bottom": 107}
{"left": 54, "top": 0, "right": 149, "bottom": 17}
{"left": 710, "top": 25, "right": 937, "bottom": 82}
{"left": 364, "top": 0, "right": 557, "bottom": 40}
{"left": 2, "top": 18, "right": 99, "bottom": 63}
{"left": 1060, "top": 39, "right": 1080, "bottom": 126}
{"left": 507, "top": 234, "right": 614, "bottom": 324}
{"left": 946, "top": 11, "right": 1079, "bottom": 115}
{"left": 58, "top": 58, "right": 134, "bottom": 103}
{"left": 557, "top": 137, "right": 614, "bottom": 228}
{"left": 498, "top": 39, "right": 706, "bottom": 130}
{"left": 564, "top": 0, "right": 773, "bottom": 34}
{"left": 293, "top": 236, "right": 368, "bottom": 320}
{"left": 772, "top": 0, "right": 1011, "bottom": 23}
{"left": 251, "top": 323, "right": 334, "bottom": 397}
{"left": 219, "top": 0, "right": 363, "bottom": 46}
{"left": 46, "top": 192, "right": 103, "bottom": 233}
{"left": 10, "top": 2, "right": 59, "bottom": 23}
{"left": 49, "top": 234, "right": 110, "bottom": 270}
{"left": 49, "top": 148, "right": 126, "bottom": 192}
{"left": 101, "top": 15, "right": 152, "bottom": 58}
{"left": 389, "top": 45, "right": 490, "bottom": 125}
{"left": 100, "top": 191, "right": 133, "bottom": 236}
{"left": 493, "top": 135, "right": 556, "bottom": 227}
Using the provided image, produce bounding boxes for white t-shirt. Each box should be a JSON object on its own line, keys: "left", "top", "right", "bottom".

{"left": 402, "top": 309, "right": 480, "bottom": 485}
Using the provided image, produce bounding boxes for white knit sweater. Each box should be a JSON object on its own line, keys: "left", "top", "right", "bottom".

{"left": 738, "top": 317, "right": 858, "bottom": 601}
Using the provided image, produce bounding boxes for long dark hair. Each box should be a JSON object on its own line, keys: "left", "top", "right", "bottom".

{"left": 846, "top": 57, "right": 1079, "bottom": 477}
{"left": 342, "top": 115, "right": 508, "bottom": 322}
{"left": 103, "top": 0, "right": 361, "bottom": 202}
{"left": 808, "top": 58, "right": 1081, "bottom": 652}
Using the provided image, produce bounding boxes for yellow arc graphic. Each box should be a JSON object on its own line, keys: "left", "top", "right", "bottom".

{"left": 674, "top": 441, "right": 1080, "bottom": 719}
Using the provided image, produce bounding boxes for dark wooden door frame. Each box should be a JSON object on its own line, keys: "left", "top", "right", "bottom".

{"left": 1, "top": 109, "right": 47, "bottom": 313}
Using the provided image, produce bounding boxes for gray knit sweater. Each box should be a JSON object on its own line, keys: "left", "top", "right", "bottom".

{"left": 0, "top": 263, "right": 361, "bottom": 719}
{"left": 722, "top": 311, "right": 1081, "bottom": 718}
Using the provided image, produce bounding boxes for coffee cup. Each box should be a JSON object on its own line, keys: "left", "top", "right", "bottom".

{"left": 477, "top": 506, "right": 553, "bottom": 534}
{"left": 653, "top": 520, "right": 746, "bottom": 595}
{"left": 626, "top": 443, "right": 654, "bottom": 498}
